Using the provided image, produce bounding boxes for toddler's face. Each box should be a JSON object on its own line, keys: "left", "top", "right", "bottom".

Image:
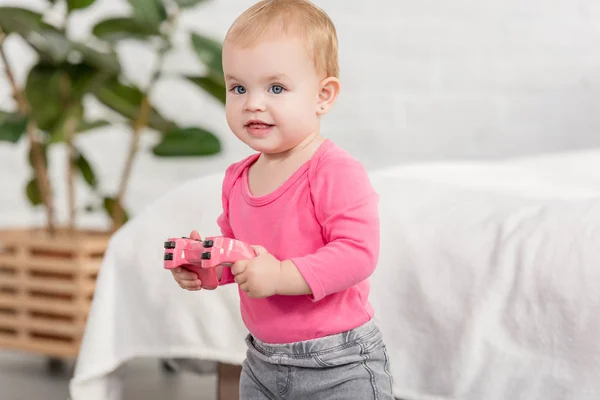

{"left": 223, "top": 35, "right": 323, "bottom": 154}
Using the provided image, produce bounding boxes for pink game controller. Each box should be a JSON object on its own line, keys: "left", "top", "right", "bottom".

{"left": 163, "top": 236, "right": 256, "bottom": 289}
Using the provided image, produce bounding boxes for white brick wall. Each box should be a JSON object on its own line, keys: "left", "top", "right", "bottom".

{"left": 1, "top": 0, "right": 599, "bottom": 228}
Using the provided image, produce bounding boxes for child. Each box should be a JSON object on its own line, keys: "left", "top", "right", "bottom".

{"left": 171, "top": 0, "right": 394, "bottom": 398}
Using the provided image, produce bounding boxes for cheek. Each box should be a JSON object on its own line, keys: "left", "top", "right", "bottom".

{"left": 225, "top": 103, "right": 243, "bottom": 138}
{"left": 277, "top": 94, "right": 317, "bottom": 128}
{"left": 225, "top": 100, "right": 240, "bottom": 123}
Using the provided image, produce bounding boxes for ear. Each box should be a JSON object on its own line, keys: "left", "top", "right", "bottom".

{"left": 316, "top": 76, "right": 341, "bottom": 115}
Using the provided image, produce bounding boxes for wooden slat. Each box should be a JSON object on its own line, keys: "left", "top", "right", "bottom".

{"left": 0, "top": 260, "right": 100, "bottom": 277}
{"left": 0, "top": 313, "right": 19, "bottom": 327}
{"left": 23, "top": 319, "right": 83, "bottom": 337}
{"left": 0, "top": 228, "right": 110, "bottom": 251}
{"left": 0, "top": 294, "right": 90, "bottom": 316}
{"left": 0, "top": 254, "right": 18, "bottom": 264}
{"left": 26, "top": 280, "right": 96, "bottom": 295}
{"left": 25, "top": 258, "right": 80, "bottom": 273}
{"left": 0, "top": 274, "right": 18, "bottom": 287}
{"left": 25, "top": 280, "right": 79, "bottom": 294}
{"left": 0, "top": 314, "right": 82, "bottom": 338}
{"left": 0, "top": 336, "right": 78, "bottom": 358}
{"left": 83, "top": 259, "right": 103, "bottom": 274}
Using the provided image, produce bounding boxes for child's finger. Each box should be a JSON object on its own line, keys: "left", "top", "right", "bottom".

{"left": 234, "top": 272, "right": 248, "bottom": 286}
{"left": 250, "top": 245, "right": 267, "bottom": 256}
{"left": 180, "top": 281, "right": 202, "bottom": 290}
{"left": 239, "top": 282, "right": 250, "bottom": 294}
{"left": 172, "top": 268, "right": 198, "bottom": 281}
{"left": 231, "top": 260, "right": 247, "bottom": 275}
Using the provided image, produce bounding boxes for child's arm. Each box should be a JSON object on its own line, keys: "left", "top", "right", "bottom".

{"left": 285, "top": 155, "right": 380, "bottom": 302}
{"left": 215, "top": 167, "right": 237, "bottom": 286}
{"left": 275, "top": 260, "right": 312, "bottom": 295}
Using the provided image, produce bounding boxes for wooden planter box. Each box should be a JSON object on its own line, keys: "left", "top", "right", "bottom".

{"left": 0, "top": 227, "right": 242, "bottom": 399}
{"left": 0, "top": 228, "right": 110, "bottom": 359}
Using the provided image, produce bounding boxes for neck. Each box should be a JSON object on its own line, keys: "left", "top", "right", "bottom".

{"left": 261, "top": 132, "right": 324, "bottom": 164}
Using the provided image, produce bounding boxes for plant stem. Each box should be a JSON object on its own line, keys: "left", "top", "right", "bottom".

{"left": 58, "top": 72, "right": 81, "bottom": 233}
{"left": 64, "top": 113, "right": 79, "bottom": 233}
{"left": 111, "top": 15, "right": 177, "bottom": 231}
{"left": 0, "top": 28, "right": 56, "bottom": 235}
{"left": 111, "top": 95, "right": 150, "bottom": 230}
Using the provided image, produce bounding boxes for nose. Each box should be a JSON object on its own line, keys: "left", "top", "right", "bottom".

{"left": 244, "top": 92, "right": 266, "bottom": 112}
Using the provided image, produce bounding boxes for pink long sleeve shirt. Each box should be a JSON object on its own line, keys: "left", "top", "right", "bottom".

{"left": 217, "top": 139, "right": 380, "bottom": 344}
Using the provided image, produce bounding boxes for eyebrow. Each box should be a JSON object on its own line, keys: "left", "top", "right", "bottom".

{"left": 263, "top": 74, "right": 290, "bottom": 82}
{"left": 224, "top": 74, "right": 290, "bottom": 82}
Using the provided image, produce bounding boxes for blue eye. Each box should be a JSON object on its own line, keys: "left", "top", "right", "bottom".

{"left": 269, "top": 85, "right": 285, "bottom": 94}
{"left": 231, "top": 85, "right": 246, "bottom": 94}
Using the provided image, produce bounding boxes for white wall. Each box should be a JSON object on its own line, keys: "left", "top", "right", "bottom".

{"left": 1, "top": 0, "right": 600, "bottom": 229}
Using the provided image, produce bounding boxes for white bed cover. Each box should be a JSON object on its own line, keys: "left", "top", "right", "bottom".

{"left": 69, "top": 149, "right": 600, "bottom": 400}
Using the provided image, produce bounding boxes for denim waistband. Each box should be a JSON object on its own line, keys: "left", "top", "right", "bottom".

{"left": 249, "top": 319, "right": 380, "bottom": 356}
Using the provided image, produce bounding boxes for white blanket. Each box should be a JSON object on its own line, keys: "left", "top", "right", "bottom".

{"left": 69, "top": 150, "right": 600, "bottom": 400}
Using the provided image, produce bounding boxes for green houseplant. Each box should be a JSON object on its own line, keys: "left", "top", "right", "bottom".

{"left": 0, "top": 0, "right": 226, "bottom": 233}
{"left": 0, "top": 0, "right": 227, "bottom": 364}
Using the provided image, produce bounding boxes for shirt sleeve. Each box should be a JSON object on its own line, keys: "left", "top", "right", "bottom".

{"left": 216, "top": 166, "right": 236, "bottom": 286}
{"left": 289, "top": 155, "right": 380, "bottom": 302}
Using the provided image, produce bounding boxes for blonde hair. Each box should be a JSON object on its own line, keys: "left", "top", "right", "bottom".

{"left": 225, "top": 0, "right": 339, "bottom": 78}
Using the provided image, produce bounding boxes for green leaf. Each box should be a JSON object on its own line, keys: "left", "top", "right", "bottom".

{"left": 0, "top": 111, "right": 27, "bottom": 143}
{"left": 77, "top": 119, "right": 111, "bottom": 133}
{"left": 26, "top": 62, "right": 113, "bottom": 134}
{"left": 186, "top": 75, "right": 226, "bottom": 105}
{"left": 174, "top": 0, "right": 209, "bottom": 8}
{"left": 94, "top": 79, "right": 142, "bottom": 118}
{"left": 93, "top": 78, "right": 177, "bottom": 133}
{"left": 48, "top": 103, "right": 83, "bottom": 143}
{"left": 33, "top": 31, "right": 120, "bottom": 73}
{"left": 66, "top": 62, "right": 111, "bottom": 99}
{"left": 152, "top": 127, "right": 220, "bottom": 157}
{"left": 0, "top": 9, "right": 69, "bottom": 64}
{"left": 49, "top": 110, "right": 110, "bottom": 143}
{"left": 25, "top": 63, "right": 63, "bottom": 131}
{"left": 190, "top": 33, "right": 224, "bottom": 80}
{"left": 127, "top": 0, "right": 167, "bottom": 28}
{"left": 0, "top": 9, "right": 119, "bottom": 74}
{"left": 67, "top": 0, "right": 96, "bottom": 12}
{"left": 71, "top": 42, "right": 120, "bottom": 74}
{"left": 23, "top": 25, "right": 73, "bottom": 65}
{"left": 25, "top": 177, "right": 43, "bottom": 206}
{"left": 103, "top": 196, "right": 129, "bottom": 223}
{"left": 0, "top": 7, "right": 43, "bottom": 36}
{"left": 75, "top": 151, "right": 97, "bottom": 188}
{"left": 92, "top": 17, "right": 160, "bottom": 42}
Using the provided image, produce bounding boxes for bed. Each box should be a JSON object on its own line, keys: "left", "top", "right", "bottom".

{"left": 69, "top": 148, "right": 600, "bottom": 400}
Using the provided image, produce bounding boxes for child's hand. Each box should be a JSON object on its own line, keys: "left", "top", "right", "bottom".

{"left": 170, "top": 267, "right": 202, "bottom": 290}
{"left": 170, "top": 230, "right": 203, "bottom": 291}
{"left": 231, "top": 245, "right": 281, "bottom": 298}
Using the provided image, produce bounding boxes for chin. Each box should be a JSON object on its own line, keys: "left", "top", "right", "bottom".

{"left": 246, "top": 142, "right": 281, "bottom": 154}
{"left": 244, "top": 138, "right": 290, "bottom": 155}
{"left": 235, "top": 129, "right": 305, "bottom": 155}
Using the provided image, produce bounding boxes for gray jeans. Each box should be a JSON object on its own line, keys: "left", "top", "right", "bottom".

{"left": 240, "top": 319, "right": 395, "bottom": 399}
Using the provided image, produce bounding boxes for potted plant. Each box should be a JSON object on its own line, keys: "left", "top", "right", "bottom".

{"left": 0, "top": 0, "right": 226, "bottom": 363}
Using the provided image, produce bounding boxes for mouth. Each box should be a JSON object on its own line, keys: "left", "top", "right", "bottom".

{"left": 244, "top": 120, "right": 275, "bottom": 137}
{"left": 245, "top": 120, "right": 274, "bottom": 129}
